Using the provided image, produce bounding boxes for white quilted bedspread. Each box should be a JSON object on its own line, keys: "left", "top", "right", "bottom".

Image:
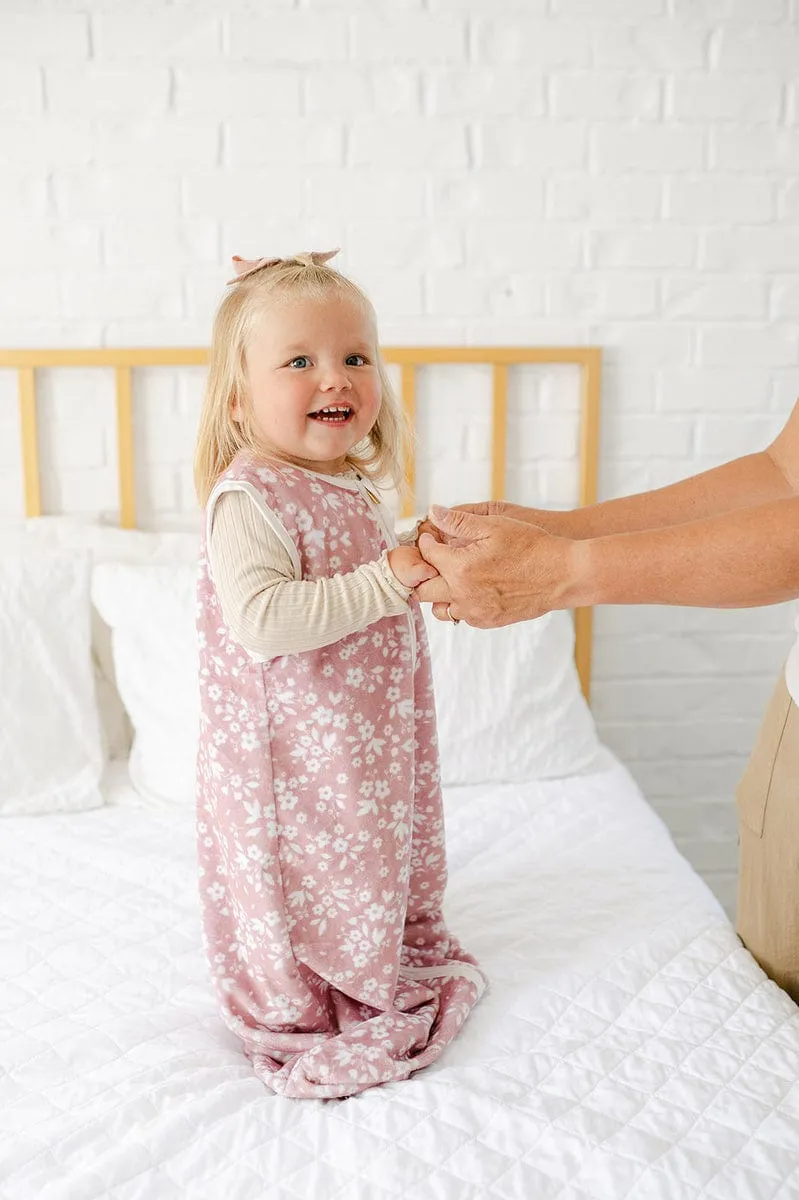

{"left": 2, "top": 759, "right": 799, "bottom": 1200}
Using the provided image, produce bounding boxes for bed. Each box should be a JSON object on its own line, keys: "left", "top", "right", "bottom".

{"left": 1, "top": 347, "right": 798, "bottom": 1200}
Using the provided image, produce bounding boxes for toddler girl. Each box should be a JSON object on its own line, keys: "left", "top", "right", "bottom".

{"left": 193, "top": 249, "right": 485, "bottom": 1100}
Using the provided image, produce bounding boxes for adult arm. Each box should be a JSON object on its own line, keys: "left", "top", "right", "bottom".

{"left": 416, "top": 402, "right": 799, "bottom": 624}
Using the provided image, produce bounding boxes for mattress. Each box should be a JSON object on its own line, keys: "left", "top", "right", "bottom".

{"left": 2, "top": 757, "right": 798, "bottom": 1200}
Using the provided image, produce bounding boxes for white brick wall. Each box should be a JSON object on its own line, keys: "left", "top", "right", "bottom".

{"left": 2, "top": 0, "right": 799, "bottom": 918}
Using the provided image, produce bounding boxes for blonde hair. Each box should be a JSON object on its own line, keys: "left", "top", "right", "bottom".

{"left": 193, "top": 252, "right": 407, "bottom": 506}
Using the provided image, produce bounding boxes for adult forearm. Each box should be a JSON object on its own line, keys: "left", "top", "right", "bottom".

{"left": 526, "top": 449, "right": 795, "bottom": 540}
{"left": 570, "top": 496, "right": 799, "bottom": 610}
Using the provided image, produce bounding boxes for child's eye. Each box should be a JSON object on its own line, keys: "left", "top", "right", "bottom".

{"left": 288, "top": 356, "right": 310, "bottom": 369}
{"left": 346, "top": 354, "right": 367, "bottom": 366}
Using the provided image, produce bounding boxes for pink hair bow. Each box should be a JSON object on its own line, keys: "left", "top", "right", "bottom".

{"left": 227, "top": 248, "right": 340, "bottom": 285}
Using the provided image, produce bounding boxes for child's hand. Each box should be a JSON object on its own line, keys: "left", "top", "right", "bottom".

{"left": 388, "top": 545, "right": 440, "bottom": 589}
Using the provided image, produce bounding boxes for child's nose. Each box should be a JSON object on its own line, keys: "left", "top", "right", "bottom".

{"left": 321, "top": 367, "right": 352, "bottom": 391}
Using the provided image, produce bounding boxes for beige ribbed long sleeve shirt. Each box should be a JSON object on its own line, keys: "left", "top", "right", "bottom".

{"left": 208, "top": 488, "right": 415, "bottom": 659}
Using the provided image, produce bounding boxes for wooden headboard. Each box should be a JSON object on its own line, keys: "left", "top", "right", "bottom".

{"left": 0, "top": 344, "right": 602, "bottom": 699}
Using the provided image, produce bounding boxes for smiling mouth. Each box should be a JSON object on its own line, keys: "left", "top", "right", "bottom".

{"left": 308, "top": 405, "right": 354, "bottom": 424}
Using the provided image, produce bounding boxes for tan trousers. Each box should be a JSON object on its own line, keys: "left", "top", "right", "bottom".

{"left": 736, "top": 671, "right": 799, "bottom": 1005}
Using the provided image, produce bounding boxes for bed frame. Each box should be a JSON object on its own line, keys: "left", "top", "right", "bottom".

{"left": 0, "top": 345, "right": 602, "bottom": 700}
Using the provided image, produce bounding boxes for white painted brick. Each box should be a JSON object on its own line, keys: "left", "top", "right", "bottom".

{"left": 228, "top": 13, "right": 349, "bottom": 62}
{"left": 425, "top": 273, "right": 492, "bottom": 318}
{"left": 662, "top": 276, "right": 768, "bottom": 320}
{"left": 603, "top": 414, "right": 695, "bottom": 459}
{"left": 348, "top": 119, "right": 468, "bottom": 169}
{"left": 601, "top": 367, "right": 659, "bottom": 413}
{"left": 589, "top": 229, "right": 697, "bottom": 270}
{"left": 345, "top": 224, "right": 463, "bottom": 272}
{"left": 715, "top": 26, "right": 799, "bottom": 73}
{"left": 769, "top": 370, "right": 799, "bottom": 414}
{"left": 672, "top": 0, "right": 787, "bottom": 19}
{"left": 0, "top": 120, "right": 95, "bottom": 169}
{"left": 592, "top": 125, "right": 705, "bottom": 172}
{"left": 0, "top": 221, "right": 100, "bottom": 271}
{"left": 432, "top": 173, "right": 545, "bottom": 220}
{"left": 306, "top": 68, "right": 420, "bottom": 117}
{"left": 592, "top": 24, "right": 709, "bottom": 70}
{"left": 227, "top": 119, "right": 343, "bottom": 167}
{"left": 703, "top": 229, "right": 799, "bottom": 271}
{"left": 553, "top": 0, "right": 663, "bottom": 12}
{"left": 551, "top": 73, "right": 662, "bottom": 121}
{"left": 659, "top": 368, "right": 771, "bottom": 412}
{"left": 0, "top": 12, "right": 88, "bottom": 57}
{"left": 352, "top": 14, "right": 467, "bottom": 62}
{"left": 667, "top": 177, "right": 774, "bottom": 225}
{"left": 627, "top": 758, "right": 748, "bottom": 802}
{"left": 710, "top": 126, "right": 799, "bottom": 172}
{"left": 698, "top": 326, "right": 799, "bottom": 368}
{"left": 0, "top": 64, "right": 42, "bottom": 116}
{"left": 103, "top": 220, "right": 219, "bottom": 268}
{"left": 301, "top": 169, "right": 426, "bottom": 218}
{"left": 546, "top": 175, "right": 662, "bottom": 224}
{"left": 0, "top": 322, "right": 103, "bottom": 349}
{"left": 42, "top": 468, "right": 119, "bottom": 520}
{"left": 590, "top": 325, "right": 693, "bottom": 367}
{"left": 465, "top": 224, "right": 584, "bottom": 271}
{"left": 0, "top": 273, "right": 60, "bottom": 320}
{"left": 54, "top": 171, "right": 180, "bottom": 219}
{"left": 61, "top": 272, "right": 184, "bottom": 321}
{"left": 670, "top": 74, "right": 784, "bottom": 122}
{"left": 3, "top": 172, "right": 50, "bottom": 220}
{"left": 695, "top": 415, "right": 784, "bottom": 457}
{"left": 593, "top": 678, "right": 774, "bottom": 723}
{"left": 673, "top": 834, "right": 738, "bottom": 875}
{"left": 599, "top": 719, "right": 759, "bottom": 761}
{"left": 594, "top": 634, "right": 791, "bottom": 681}
{"left": 183, "top": 170, "right": 307, "bottom": 219}
{"left": 547, "top": 274, "right": 658, "bottom": 320}
{"left": 428, "top": 0, "right": 546, "bottom": 9}
{"left": 477, "top": 122, "right": 587, "bottom": 170}
{"left": 46, "top": 66, "right": 172, "bottom": 117}
{"left": 103, "top": 321, "right": 207, "bottom": 349}
{"left": 426, "top": 69, "right": 544, "bottom": 117}
{"left": 93, "top": 12, "right": 221, "bottom": 58}
{"left": 174, "top": 68, "right": 301, "bottom": 117}
{"left": 474, "top": 19, "right": 591, "bottom": 66}
{"left": 771, "top": 280, "right": 799, "bottom": 318}
{"left": 91, "top": 121, "right": 219, "bottom": 168}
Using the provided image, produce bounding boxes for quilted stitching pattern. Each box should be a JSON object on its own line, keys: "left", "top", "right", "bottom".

{"left": 1, "top": 761, "right": 798, "bottom": 1199}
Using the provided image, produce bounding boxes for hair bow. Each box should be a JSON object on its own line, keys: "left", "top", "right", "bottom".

{"left": 227, "top": 248, "right": 340, "bottom": 285}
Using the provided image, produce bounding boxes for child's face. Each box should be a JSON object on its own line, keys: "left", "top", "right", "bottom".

{"left": 237, "top": 293, "right": 383, "bottom": 475}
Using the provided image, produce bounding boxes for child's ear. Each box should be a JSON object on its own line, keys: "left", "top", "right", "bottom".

{"left": 230, "top": 392, "right": 243, "bottom": 422}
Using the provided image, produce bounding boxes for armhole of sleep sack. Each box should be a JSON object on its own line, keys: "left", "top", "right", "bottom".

{"left": 206, "top": 479, "right": 302, "bottom": 583}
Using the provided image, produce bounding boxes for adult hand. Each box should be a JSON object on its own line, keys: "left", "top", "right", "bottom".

{"left": 415, "top": 506, "right": 582, "bottom": 627}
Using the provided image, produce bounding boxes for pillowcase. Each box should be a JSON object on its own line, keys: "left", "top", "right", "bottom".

{"left": 6, "top": 518, "right": 200, "bottom": 760}
{"left": 92, "top": 560, "right": 602, "bottom": 805}
{"left": 421, "top": 606, "right": 602, "bottom": 783}
{"left": 0, "top": 552, "right": 104, "bottom": 815}
{"left": 92, "top": 563, "right": 200, "bottom": 805}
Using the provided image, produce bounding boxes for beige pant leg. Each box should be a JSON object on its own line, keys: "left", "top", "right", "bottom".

{"left": 736, "top": 672, "right": 799, "bottom": 1005}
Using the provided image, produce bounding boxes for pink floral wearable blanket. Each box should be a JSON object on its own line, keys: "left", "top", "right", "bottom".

{"left": 196, "top": 453, "right": 486, "bottom": 1099}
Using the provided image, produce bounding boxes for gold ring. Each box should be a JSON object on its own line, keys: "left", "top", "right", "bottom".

{"left": 446, "top": 604, "right": 460, "bottom": 625}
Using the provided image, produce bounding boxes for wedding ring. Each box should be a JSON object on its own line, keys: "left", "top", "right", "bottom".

{"left": 447, "top": 604, "right": 460, "bottom": 625}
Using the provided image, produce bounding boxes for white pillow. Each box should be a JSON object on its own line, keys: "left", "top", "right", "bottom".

{"left": 0, "top": 552, "right": 104, "bottom": 815}
{"left": 6, "top": 518, "right": 200, "bottom": 760}
{"left": 92, "top": 563, "right": 200, "bottom": 805}
{"left": 421, "top": 606, "right": 602, "bottom": 783}
{"left": 92, "top": 561, "right": 602, "bottom": 804}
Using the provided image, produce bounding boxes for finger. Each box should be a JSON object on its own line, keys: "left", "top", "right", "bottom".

{"left": 414, "top": 575, "right": 450, "bottom": 604}
{"left": 428, "top": 505, "right": 486, "bottom": 543}
{"left": 405, "top": 560, "right": 439, "bottom": 587}
{"left": 431, "top": 602, "right": 451, "bottom": 622}
{"left": 417, "top": 531, "right": 460, "bottom": 571}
